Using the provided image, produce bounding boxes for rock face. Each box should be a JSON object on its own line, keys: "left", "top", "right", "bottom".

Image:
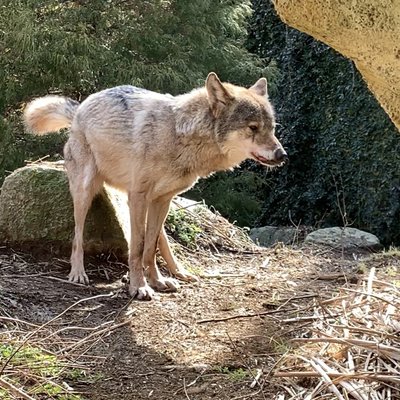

{"left": 304, "top": 227, "right": 381, "bottom": 249}
{"left": 273, "top": 0, "right": 400, "bottom": 130}
{"left": 0, "top": 164, "right": 129, "bottom": 255}
{"left": 250, "top": 226, "right": 299, "bottom": 247}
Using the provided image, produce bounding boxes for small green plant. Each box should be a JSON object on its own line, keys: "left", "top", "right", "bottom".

{"left": 386, "top": 266, "right": 398, "bottom": 277}
{"left": 369, "top": 247, "right": 400, "bottom": 261}
{"left": 0, "top": 343, "right": 61, "bottom": 376}
{"left": 165, "top": 208, "right": 202, "bottom": 248}
{"left": 270, "top": 337, "right": 292, "bottom": 355}
{"left": 357, "top": 262, "right": 368, "bottom": 274}
{"left": 0, "top": 343, "right": 87, "bottom": 399}
{"left": 66, "top": 369, "right": 104, "bottom": 384}
{"left": 218, "top": 366, "right": 249, "bottom": 381}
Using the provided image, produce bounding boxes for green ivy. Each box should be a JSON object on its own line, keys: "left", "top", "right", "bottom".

{"left": 247, "top": 0, "right": 400, "bottom": 246}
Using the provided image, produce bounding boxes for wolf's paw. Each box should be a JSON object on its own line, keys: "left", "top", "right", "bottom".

{"left": 129, "top": 282, "right": 155, "bottom": 300}
{"left": 149, "top": 276, "right": 180, "bottom": 292}
{"left": 174, "top": 267, "right": 199, "bottom": 283}
{"left": 68, "top": 269, "right": 89, "bottom": 285}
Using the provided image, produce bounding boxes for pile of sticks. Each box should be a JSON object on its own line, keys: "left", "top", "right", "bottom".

{"left": 274, "top": 267, "right": 400, "bottom": 399}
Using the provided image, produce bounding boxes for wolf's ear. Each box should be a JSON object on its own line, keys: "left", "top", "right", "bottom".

{"left": 249, "top": 77, "right": 268, "bottom": 97}
{"left": 206, "top": 72, "right": 233, "bottom": 117}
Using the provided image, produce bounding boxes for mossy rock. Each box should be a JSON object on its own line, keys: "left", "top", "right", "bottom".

{"left": 249, "top": 226, "right": 299, "bottom": 247}
{"left": 0, "top": 163, "right": 129, "bottom": 255}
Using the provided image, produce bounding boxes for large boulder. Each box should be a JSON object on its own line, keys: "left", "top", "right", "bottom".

{"left": 250, "top": 226, "right": 299, "bottom": 247}
{"left": 0, "top": 163, "right": 129, "bottom": 255}
{"left": 304, "top": 227, "right": 381, "bottom": 249}
{"left": 273, "top": 1, "right": 400, "bottom": 130}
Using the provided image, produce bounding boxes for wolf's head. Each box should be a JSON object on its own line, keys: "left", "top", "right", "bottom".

{"left": 206, "top": 72, "right": 287, "bottom": 168}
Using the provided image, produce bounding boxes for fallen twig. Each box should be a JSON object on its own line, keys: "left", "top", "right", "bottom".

{"left": 0, "top": 293, "right": 113, "bottom": 376}
{"left": 197, "top": 307, "right": 295, "bottom": 324}
{"left": 0, "top": 377, "right": 36, "bottom": 400}
{"left": 291, "top": 337, "right": 400, "bottom": 361}
{"left": 58, "top": 319, "right": 131, "bottom": 354}
{"left": 274, "top": 371, "right": 400, "bottom": 384}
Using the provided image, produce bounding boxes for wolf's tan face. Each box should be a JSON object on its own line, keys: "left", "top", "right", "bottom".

{"left": 206, "top": 73, "right": 287, "bottom": 167}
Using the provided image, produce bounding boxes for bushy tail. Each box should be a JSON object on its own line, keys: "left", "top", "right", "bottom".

{"left": 24, "top": 96, "right": 80, "bottom": 135}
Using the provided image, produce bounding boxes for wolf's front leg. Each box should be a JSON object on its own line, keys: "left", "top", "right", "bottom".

{"left": 128, "top": 192, "right": 154, "bottom": 300}
{"left": 159, "top": 227, "right": 199, "bottom": 282}
{"left": 143, "top": 198, "right": 180, "bottom": 292}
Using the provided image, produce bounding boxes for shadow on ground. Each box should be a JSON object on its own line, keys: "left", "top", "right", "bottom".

{"left": 0, "top": 244, "right": 377, "bottom": 399}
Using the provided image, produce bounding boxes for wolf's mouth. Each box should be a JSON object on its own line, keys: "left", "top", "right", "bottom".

{"left": 251, "top": 152, "right": 283, "bottom": 167}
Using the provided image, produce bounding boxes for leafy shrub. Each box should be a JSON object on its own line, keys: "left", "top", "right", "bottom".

{"left": 186, "top": 167, "right": 270, "bottom": 227}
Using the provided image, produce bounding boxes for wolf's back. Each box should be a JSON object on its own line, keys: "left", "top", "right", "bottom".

{"left": 24, "top": 96, "right": 80, "bottom": 135}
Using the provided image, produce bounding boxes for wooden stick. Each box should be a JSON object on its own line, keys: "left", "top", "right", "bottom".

{"left": 0, "top": 377, "right": 36, "bottom": 400}
{"left": 0, "top": 316, "right": 40, "bottom": 328}
{"left": 330, "top": 324, "right": 400, "bottom": 341}
{"left": 198, "top": 295, "right": 318, "bottom": 324}
{"left": 0, "top": 293, "right": 114, "bottom": 376}
{"left": 197, "top": 308, "right": 296, "bottom": 324}
{"left": 342, "top": 288, "right": 399, "bottom": 308}
{"left": 305, "top": 357, "right": 345, "bottom": 400}
{"left": 274, "top": 371, "right": 400, "bottom": 384}
{"left": 291, "top": 337, "right": 400, "bottom": 360}
{"left": 58, "top": 320, "right": 131, "bottom": 354}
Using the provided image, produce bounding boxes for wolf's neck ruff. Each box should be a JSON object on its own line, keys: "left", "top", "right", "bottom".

{"left": 172, "top": 88, "right": 244, "bottom": 178}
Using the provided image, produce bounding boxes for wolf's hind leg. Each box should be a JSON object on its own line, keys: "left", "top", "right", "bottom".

{"left": 65, "top": 139, "right": 103, "bottom": 284}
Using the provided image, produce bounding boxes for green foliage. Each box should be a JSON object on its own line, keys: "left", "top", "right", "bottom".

{"left": 218, "top": 366, "right": 249, "bottom": 381}
{"left": 0, "top": 343, "right": 61, "bottom": 376}
{"left": 187, "top": 168, "right": 268, "bottom": 227}
{"left": 0, "top": 117, "right": 66, "bottom": 183}
{"left": 0, "top": 0, "right": 272, "bottom": 184}
{"left": 247, "top": 0, "right": 400, "bottom": 245}
{"left": 165, "top": 208, "right": 202, "bottom": 247}
{"left": 0, "top": 343, "right": 86, "bottom": 399}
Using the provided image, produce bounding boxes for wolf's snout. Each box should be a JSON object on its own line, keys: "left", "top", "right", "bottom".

{"left": 274, "top": 148, "right": 288, "bottom": 163}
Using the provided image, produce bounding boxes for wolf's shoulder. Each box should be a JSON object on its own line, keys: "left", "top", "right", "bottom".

{"left": 98, "top": 85, "right": 173, "bottom": 100}
{"left": 80, "top": 85, "right": 174, "bottom": 114}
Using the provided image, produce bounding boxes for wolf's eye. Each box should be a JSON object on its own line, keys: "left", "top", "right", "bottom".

{"left": 249, "top": 125, "right": 258, "bottom": 132}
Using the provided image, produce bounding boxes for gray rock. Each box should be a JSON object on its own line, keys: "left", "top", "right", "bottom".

{"left": 304, "top": 227, "right": 381, "bottom": 249}
{"left": 0, "top": 163, "right": 129, "bottom": 255}
{"left": 250, "top": 226, "right": 299, "bottom": 247}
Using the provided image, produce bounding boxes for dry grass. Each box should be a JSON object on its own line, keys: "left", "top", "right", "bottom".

{"left": 1, "top": 213, "right": 400, "bottom": 399}
{"left": 0, "top": 289, "right": 127, "bottom": 399}
{"left": 273, "top": 266, "right": 400, "bottom": 399}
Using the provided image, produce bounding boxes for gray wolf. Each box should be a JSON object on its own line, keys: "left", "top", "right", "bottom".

{"left": 24, "top": 73, "right": 287, "bottom": 300}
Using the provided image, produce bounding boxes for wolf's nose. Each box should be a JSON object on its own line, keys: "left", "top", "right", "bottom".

{"left": 274, "top": 148, "right": 289, "bottom": 163}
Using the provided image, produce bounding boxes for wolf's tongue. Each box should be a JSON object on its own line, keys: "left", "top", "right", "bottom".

{"left": 251, "top": 152, "right": 269, "bottom": 164}
{"left": 256, "top": 155, "right": 269, "bottom": 163}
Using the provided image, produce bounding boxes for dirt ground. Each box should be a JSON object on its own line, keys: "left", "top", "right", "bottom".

{"left": 0, "top": 242, "right": 398, "bottom": 399}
